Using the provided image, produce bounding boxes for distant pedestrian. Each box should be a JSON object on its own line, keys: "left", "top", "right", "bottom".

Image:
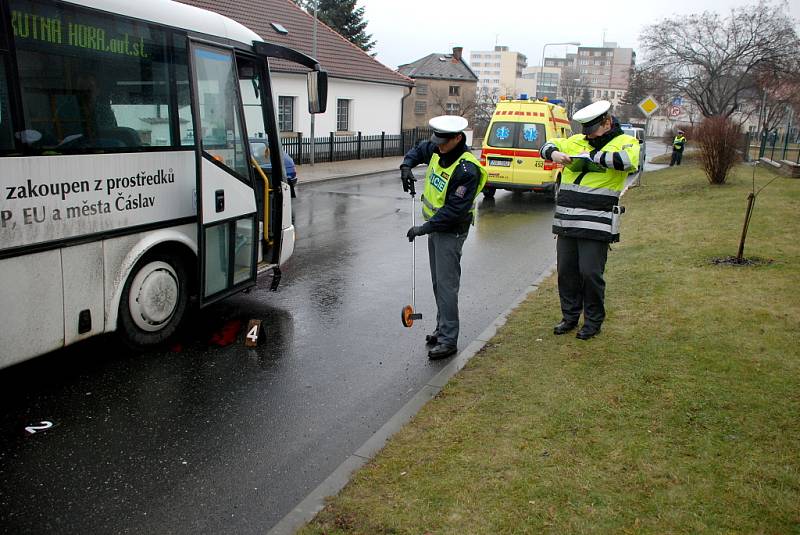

{"left": 540, "top": 100, "right": 640, "bottom": 340}
{"left": 670, "top": 129, "right": 686, "bottom": 166}
{"left": 400, "top": 115, "right": 487, "bottom": 359}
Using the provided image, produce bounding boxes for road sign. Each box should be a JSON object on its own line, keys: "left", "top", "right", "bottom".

{"left": 638, "top": 96, "right": 660, "bottom": 117}
{"left": 672, "top": 96, "right": 683, "bottom": 106}
{"left": 669, "top": 105, "right": 682, "bottom": 117}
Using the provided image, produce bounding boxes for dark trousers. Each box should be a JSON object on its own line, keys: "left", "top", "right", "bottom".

{"left": 670, "top": 150, "right": 683, "bottom": 166}
{"left": 556, "top": 235, "right": 609, "bottom": 328}
{"left": 428, "top": 230, "right": 468, "bottom": 347}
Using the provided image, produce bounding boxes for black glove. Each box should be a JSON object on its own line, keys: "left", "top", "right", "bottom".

{"left": 406, "top": 225, "right": 424, "bottom": 242}
{"left": 400, "top": 166, "right": 416, "bottom": 196}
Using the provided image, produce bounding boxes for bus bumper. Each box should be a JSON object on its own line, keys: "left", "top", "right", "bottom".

{"left": 279, "top": 224, "right": 295, "bottom": 266}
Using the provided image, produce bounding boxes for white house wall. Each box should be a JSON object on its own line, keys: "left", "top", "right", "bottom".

{"left": 267, "top": 74, "right": 407, "bottom": 137}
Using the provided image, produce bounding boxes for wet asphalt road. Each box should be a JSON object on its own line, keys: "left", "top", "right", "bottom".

{"left": 0, "top": 171, "right": 558, "bottom": 534}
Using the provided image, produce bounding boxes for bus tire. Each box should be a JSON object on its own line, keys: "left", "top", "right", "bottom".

{"left": 118, "top": 253, "right": 189, "bottom": 347}
{"left": 482, "top": 186, "right": 496, "bottom": 198}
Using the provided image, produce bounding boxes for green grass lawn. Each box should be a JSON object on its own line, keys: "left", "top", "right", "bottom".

{"left": 650, "top": 150, "right": 701, "bottom": 165}
{"left": 301, "top": 163, "right": 800, "bottom": 534}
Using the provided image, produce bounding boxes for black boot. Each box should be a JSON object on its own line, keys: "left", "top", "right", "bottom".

{"left": 553, "top": 320, "right": 578, "bottom": 335}
{"left": 427, "top": 344, "right": 457, "bottom": 360}
{"left": 576, "top": 324, "right": 601, "bottom": 340}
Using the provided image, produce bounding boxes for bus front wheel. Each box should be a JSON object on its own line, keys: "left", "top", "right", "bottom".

{"left": 119, "top": 253, "right": 189, "bottom": 347}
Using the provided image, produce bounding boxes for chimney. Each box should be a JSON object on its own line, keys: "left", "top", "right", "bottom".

{"left": 452, "top": 46, "right": 463, "bottom": 61}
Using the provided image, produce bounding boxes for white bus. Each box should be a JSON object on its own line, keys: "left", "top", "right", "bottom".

{"left": 0, "top": 0, "right": 327, "bottom": 368}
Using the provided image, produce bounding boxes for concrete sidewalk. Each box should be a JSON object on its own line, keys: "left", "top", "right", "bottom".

{"left": 295, "top": 156, "right": 404, "bottom": 184}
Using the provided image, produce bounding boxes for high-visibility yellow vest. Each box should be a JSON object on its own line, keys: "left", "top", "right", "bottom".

{"left": 673, "top": 135, "right": 686, "bottom": 150}
{"left": 544, "top": 133, "right": 639, "bottom": 242}
{"left": 421, "top": 151, "right": 487, "bottom": 221}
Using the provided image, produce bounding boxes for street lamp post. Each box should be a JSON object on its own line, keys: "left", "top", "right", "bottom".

{"left": 538, "top": 41, "right": 580, "bottom": 100}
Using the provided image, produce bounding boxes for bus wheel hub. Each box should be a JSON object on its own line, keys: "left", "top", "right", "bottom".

{"left": 129, "top": 261, "right": 178, "bottom": 332}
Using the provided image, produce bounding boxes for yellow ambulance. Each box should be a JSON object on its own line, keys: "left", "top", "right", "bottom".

{"left": 480, "top": 97, "right": 572, "bottom": 199}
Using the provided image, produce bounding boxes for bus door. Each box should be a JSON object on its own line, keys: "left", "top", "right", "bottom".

{"left": 190, "top": 42, "right": 259, "bottom": 305}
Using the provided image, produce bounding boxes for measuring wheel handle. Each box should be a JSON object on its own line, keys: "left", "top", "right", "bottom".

{"left": 401, "top": 305, "right": 423, "bottom": 328}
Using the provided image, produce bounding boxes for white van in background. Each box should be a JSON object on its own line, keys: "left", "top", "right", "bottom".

{"left": 621, "top": 124, "right": 646, "bottom": 175}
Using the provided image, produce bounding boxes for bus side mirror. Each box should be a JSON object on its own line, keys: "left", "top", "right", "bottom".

{"left": 307, "top": 70, "right": 328, "bottom": 114}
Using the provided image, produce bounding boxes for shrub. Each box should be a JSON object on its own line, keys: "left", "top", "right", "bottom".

{"left": 696, "top": 116, "right": 741, "bottom": 184}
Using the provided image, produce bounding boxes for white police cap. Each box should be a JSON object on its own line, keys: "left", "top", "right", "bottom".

{"left": 429, "top": 115, "right": 468, "bottom": 145}
{"left": 573, "top": 100, "right": 612, "bottom": 135}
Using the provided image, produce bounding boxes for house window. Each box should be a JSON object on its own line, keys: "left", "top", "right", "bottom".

{"left": 449, "top": 86, "right": 460, "bottom": 96}
{"left": 414, "top": 101, "right": 427, "bottom": 114}
{"left": 416, "top": 84, "right": 428, "bottom": 95}
{"left": 337, "top": 99, "right": 351, "bottom": 131}
{"left": 446, "top": 102, "right": 460, "bottom": 115}
{"left": 278, "top": 96, "right": 294, "bottom": 132}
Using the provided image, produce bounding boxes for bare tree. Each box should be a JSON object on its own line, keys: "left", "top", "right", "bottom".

{"left": 473, "top": 87, "right": 500, "bottom": 138}
{"left": 619, "top": 65, "right": 671, "bottom": 121}
{"left": 750, "top": 61, "right": 800, "bottom": 134}
{"left": 640, "top": 0, "right": 800, "bottom": 118}
{"left": 429, "top": 85, "right": 478, "bottom": 123}
{"left": 558, "top": 68, "right": 585, "bottom": 116}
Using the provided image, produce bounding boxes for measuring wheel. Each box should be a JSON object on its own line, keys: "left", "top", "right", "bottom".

{"left": 401, "top": 304, "right": 422, "bottom": 328}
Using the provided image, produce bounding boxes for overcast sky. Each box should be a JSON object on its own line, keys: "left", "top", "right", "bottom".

{"left": 358, "top": 0, "right": 800, "bottom": 70}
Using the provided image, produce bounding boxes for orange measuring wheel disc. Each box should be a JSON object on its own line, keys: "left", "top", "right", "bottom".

{"left": 401, "top": 305, "right": 415, "bottom": 328}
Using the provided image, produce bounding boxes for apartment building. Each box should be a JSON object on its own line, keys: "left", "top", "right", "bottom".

{"left": 527, "top": 44, "right": 635, "bottom": 109}
{"left": 469, "top": 46, "right": 527, "bottom": 99}
{"left": 573, "top": 43, "right": 634, "bottom": 106}
{"left": 544, "top": 42, "right": 636, "bottom": 106}
{"left": 522, "top": 65, "right": 564, "bottom": 101}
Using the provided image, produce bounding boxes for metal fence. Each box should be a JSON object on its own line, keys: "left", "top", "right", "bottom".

{"left": 742, "top": 131, "right": 800, "bottom": 163}
{"left": 280, "top": 128, "right": 434, "bottom": 165}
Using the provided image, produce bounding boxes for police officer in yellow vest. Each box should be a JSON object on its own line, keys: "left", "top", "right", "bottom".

{"left": 400, "top": 115, "right": 487, "bottom": 359}
{"left": 670, "top": 129, "right": 686, "bottom": 166}
{"left": 540, "top": 100, "right": 639, "bottom": 340}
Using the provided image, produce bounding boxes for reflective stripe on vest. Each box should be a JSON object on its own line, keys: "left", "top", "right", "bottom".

{"left": 549, "top": 133, "right": 635, "bottom": 241}
{"left": 552, "top": 218, "right": 612, "bottom": 233}
{"left": 555, "top": 205, "right": 613, "bottom": 220}
{"left": 421, "top": 151, "right": 487, "bottom": 221}
{"left": 559, "top": 182, "right": 621, "bottom": 199}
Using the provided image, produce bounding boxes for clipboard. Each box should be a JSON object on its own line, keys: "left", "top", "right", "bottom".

{"left": 566, "top": 154, "right": 606, "bottom": 173}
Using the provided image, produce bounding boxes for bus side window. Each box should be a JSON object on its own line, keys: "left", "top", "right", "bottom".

{"left": 10, "top": 0, "right": 174, "bottom": 151}
{"left": 0, "top": 59, "right": 13, "bottom": 150}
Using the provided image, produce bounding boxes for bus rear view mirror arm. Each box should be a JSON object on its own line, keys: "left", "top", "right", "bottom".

{"left": 253, "top": 42, "right": 327, "bottom": 114}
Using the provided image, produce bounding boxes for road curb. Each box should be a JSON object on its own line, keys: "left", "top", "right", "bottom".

{"left": 297, "top": 167, "right": 400, "bottom": 185}
{"left": 296, "top": 161, "right": 431, "bottom": 186}
{"left": 266, "top": 262, "right": 558, "bottom": 535}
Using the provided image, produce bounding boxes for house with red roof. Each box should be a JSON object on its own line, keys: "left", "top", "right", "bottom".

{"left": 179, "top": 0, "right": 412, "bottom": 138}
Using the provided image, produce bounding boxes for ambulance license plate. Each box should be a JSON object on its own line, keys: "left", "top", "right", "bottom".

{"left": 488, "top": 158, "right": 511, "bottom": 167}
